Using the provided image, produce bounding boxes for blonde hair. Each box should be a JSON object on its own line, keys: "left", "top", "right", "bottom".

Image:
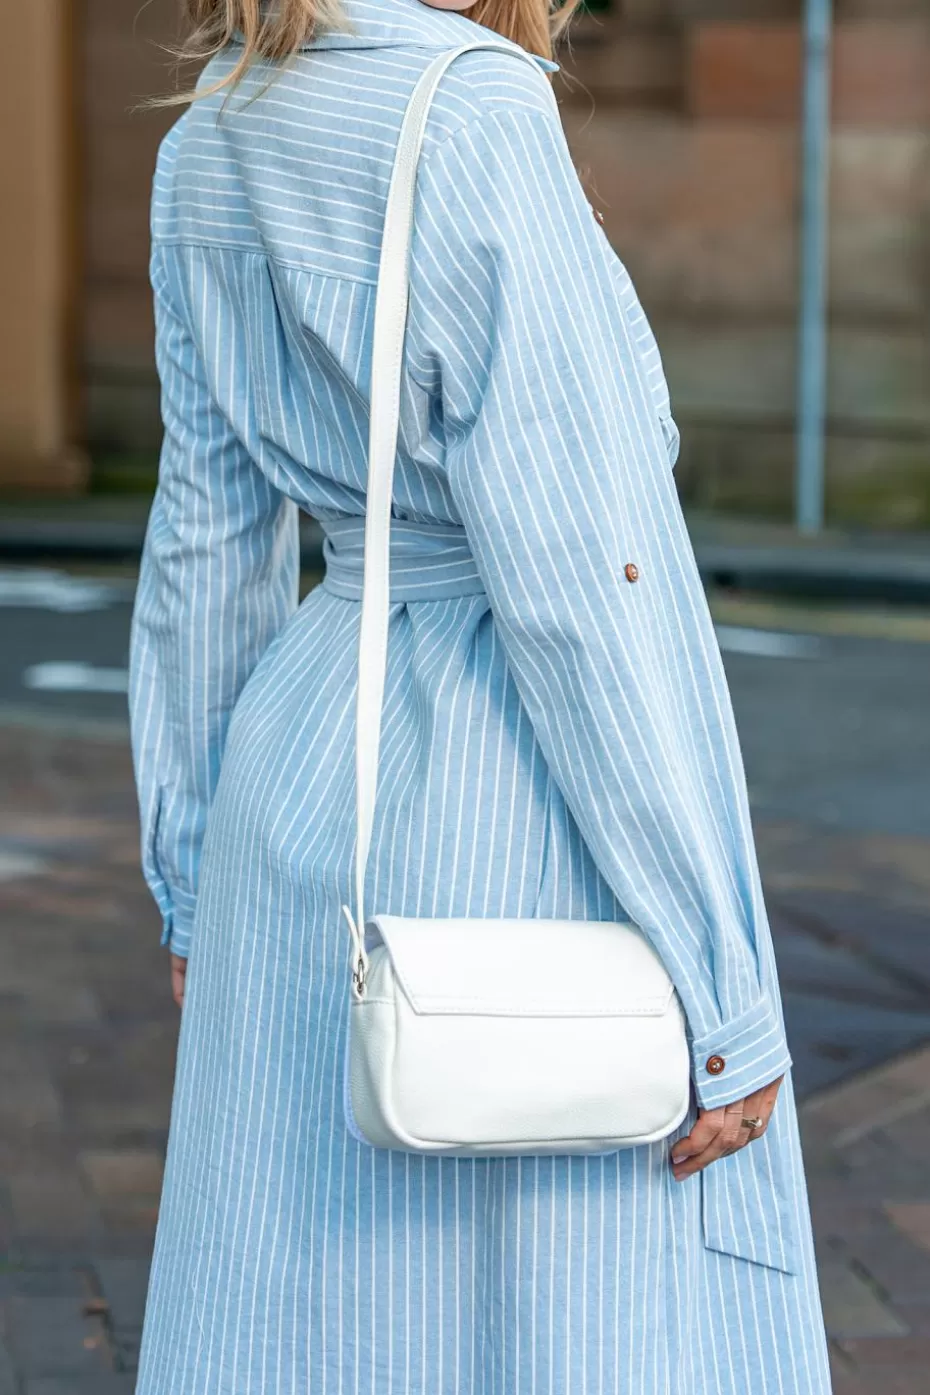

{"left": 176, "top": 0, "right": 578, "bottom": 99}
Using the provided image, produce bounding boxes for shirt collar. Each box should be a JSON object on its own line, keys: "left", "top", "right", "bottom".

{"left": 294, "top": 0, "right": 560, "bottom": 73}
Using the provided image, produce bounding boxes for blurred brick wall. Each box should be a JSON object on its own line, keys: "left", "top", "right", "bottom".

{"left": 561, "top": 0, "right": 930, "bottom": 525}
{"left": 80, "top": 0, "right": 930, "bottom": 525}
{"left": 82, "top": 0, "right": 180, "bottom": 458}
{"left": 0, "top": 0, "right": 86, "bottom": 491}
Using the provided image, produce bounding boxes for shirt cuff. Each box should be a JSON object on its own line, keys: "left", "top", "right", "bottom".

{"left": 690, "top": 993, "right": 792, "bottom": 1109}
{"left": 158, "top": 888, "right": 198, "bottom": 960}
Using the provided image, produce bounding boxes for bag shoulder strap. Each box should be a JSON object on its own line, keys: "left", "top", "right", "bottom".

{"left": 343, "top": 41, "right": 551, "bottom": 985}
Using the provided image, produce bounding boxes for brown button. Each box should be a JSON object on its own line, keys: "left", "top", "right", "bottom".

{"left": 706, "top": 1055, "right": 726, "bottom": 1076}
{"left": 592, "top": 205, "right": 605, "bottom": 226}
{"left": 624, "top": 562, "right": 640, "bottom": 583}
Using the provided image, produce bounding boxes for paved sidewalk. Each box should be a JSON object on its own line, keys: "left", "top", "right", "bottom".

{"left": 805, "top": 1048, "right": 930, "bottom": 1395}
{"left": 687, "top": 511, "right": 930, "bottom": 605}
{"left": 0, "top": 729, "right": 173, "bottom": 1394}
{"left": 1, "top": 723, "right": 930, "bottom": 1391}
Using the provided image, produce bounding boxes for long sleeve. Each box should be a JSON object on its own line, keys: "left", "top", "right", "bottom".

{"left": 129, "top": 246, "right": 299, "bottom": 959}
{"left": 408, "top": 99, "right": 790, "bottom": 1109}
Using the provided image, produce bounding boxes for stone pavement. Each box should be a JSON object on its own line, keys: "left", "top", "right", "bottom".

{"left": 2, "top": 723, "right": 930, "bottom": 1393}
{"left": 804, "top": 1047, "right": 930, "bottom": 1395}
{"left": 0, "top": 726, "right": 174, "bottom": 1394}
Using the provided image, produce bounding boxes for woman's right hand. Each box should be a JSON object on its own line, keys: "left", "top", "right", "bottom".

{"left": 170, "top": 953, "right": 188, "bottom": 1009}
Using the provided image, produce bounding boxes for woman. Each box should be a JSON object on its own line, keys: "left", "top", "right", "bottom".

{"left": 130, "top": 0, "right": 831, "bottom": 1390}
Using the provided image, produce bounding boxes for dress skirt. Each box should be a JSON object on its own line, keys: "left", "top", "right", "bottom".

{"left": 135, "top": 579, "right": 830, "bottom": 1395}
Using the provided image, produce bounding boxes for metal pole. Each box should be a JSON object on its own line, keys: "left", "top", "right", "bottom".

{"left": 795, "top": 0, "right": 833, "bottom": 534}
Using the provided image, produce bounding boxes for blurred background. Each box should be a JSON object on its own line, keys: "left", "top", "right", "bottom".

{"left": 1, "top": 2, "right": 930, "bottom": 1393}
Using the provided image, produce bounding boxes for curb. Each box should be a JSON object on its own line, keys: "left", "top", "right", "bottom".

{"left": 0, "top": 517, "right": 328, "bottom": 571}
{"left": 696, "top": 543, "right": 930, "bottom": 607}
{"left": 0, "top": 518, "right": 149, "bottom": 563}
{"left": 3, "top": 517, "right": 930, "bottom": 605}
{"left": 0, "top": 705, "right": 130, "bottom": 744}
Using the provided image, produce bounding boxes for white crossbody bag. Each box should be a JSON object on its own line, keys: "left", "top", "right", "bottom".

{"left": 342, "top": 42, "right": 691, "bottom": 1156}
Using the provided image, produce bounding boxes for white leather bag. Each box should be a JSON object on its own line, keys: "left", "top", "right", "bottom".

{"left": 342, "top": 42, "right": 692, "bottom": 1156}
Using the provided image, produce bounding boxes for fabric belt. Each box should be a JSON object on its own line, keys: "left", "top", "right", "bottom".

{"left": 320, "top": 516, "right": 487, "bottom": 603}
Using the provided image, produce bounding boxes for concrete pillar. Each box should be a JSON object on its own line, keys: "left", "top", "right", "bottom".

{"left": 0, "top": 0, "right": 88, "bottom": 490}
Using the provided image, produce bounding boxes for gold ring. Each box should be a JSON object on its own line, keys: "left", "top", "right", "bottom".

{"left": 741, "top": 1116, "right": 764, "bottom": 1131}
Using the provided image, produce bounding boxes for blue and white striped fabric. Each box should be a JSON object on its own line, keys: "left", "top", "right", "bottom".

{"left": 129, "top": 1, "right": 831, "bottom": 1390}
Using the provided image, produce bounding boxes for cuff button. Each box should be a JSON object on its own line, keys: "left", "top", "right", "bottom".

{"left": 706, "top": 1055, "right": 726, "bottom": 1076}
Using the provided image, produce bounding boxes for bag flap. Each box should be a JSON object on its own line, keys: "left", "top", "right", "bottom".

{"left": 368, "top": 916, "right": 676, "bottom": 1017}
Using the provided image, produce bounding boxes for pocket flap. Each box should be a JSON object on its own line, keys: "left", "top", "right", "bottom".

{"left": 369, "top": 915, "right": 676, "bottom": 1018}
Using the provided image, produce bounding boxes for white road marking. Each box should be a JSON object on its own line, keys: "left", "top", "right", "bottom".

{"left": 15, "top": 627, "right": 813, "bottom": 704}
{"left": 715, "top": 625, "right": 821, "bottom": 659}
{"left": 0, "top": 850, "right": 48, "bottom": 882}
{"left": 18, "top": 630, "right": 814, "bottom": 703}
{"left": 0, "top": 569, "right": 132, "bottom": 613}
{"left": 24, "top": 662, "right": 130, "bottom": 695}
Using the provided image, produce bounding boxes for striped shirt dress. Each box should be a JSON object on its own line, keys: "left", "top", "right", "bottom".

{"left": 129, "top": 2, "right": 832, "bottom": 1390}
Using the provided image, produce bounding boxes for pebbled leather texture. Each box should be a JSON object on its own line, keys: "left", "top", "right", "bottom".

{"left": 344, "top": 42, "right": 691, "bottom": 1156}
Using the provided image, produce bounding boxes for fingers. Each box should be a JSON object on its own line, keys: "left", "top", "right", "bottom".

{"left": 170, "top": 954, "right": 188, "bottom": 1010}
{"left": 738, "top": 1075, "right": 785, "bottom": 1140}
{"left": 671, "top": 1102, "right": 749, "bottom": 1181}
{"left": 670, "top": 1075, "right": 786, "bottom": 1182}
{"left": 671, "top": 1109, "right": 724, "bottom": 1166}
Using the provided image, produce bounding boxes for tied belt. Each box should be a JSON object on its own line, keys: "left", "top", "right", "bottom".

{"left": 320, "top": 516, "right": 488, "bottom": 603}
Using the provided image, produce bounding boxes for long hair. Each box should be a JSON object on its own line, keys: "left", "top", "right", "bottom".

{"left": 174, "top": 0, "right": 578, "bottom": 100}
